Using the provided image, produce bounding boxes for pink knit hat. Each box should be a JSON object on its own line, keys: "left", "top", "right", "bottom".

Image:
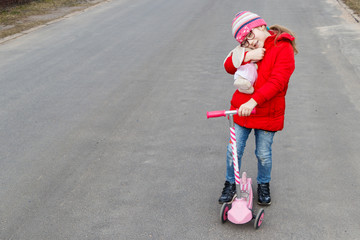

{"left": 232, "top": 11, "right": 267, "bottom": 44}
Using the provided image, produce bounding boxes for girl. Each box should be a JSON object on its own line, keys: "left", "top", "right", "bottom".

{"left": 218, "top": 11, "right": 298, "bottom": 206}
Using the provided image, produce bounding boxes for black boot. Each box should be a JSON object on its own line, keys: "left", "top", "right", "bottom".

{"left": 257, "top": 183, "right": 271, "bottom": 206}
{"left": 218, "top": 181, "right": 236, "bottom": 204}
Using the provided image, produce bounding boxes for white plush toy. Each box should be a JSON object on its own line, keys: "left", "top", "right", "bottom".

{"left": 224, "top": 46, "right": 258, "bottom": 94}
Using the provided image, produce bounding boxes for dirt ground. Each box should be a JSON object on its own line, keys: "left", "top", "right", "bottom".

{"left": 0, "top": 0, "right": 107, "bottom": 42}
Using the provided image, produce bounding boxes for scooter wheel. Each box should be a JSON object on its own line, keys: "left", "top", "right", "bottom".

{"left": 220, "top": 203, "right": 231, "bottom": 223}
{"left": 254, "top": 208, "right": 264, "bottom": 229}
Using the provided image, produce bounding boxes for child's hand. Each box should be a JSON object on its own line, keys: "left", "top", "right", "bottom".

{"left": 238, "top": 98, "right": 257, "bottom": 117}
{"left": 245, "top": 48, "right": 266, "bottom": 62}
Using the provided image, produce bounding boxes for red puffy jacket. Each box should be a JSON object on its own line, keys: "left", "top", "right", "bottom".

{"left": 224, "top": 32, "right": 295, "bottom": 131}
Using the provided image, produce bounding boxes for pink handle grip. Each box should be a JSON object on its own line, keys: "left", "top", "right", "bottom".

{"left": 207, "top": 110, "right": 226, "bottom": 118}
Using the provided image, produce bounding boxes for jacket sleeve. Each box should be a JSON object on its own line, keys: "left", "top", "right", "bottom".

{"left": 252, "top": 42, "right": 295, "bottom": 105}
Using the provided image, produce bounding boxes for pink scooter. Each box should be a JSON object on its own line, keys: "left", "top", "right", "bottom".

{"left": 207, "top": 109, "right": 264, "bottom": 229}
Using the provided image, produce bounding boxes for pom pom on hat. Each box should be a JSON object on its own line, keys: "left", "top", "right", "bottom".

{"left": 232, "top": 11, "right": 267, "bottom": 44}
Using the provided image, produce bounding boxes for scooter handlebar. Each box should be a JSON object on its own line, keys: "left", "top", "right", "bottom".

{"left": 207, "top": 109, "right": 256, "bottom": 119}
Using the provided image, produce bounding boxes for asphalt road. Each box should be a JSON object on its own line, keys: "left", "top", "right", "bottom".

{"left": 1, "top": 0, "right": 360, "bottom": 239}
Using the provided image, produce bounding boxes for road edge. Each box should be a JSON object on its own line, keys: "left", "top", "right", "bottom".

{"left": 0, "top": 0, "right": 111, "bottom": 45}
{"left": 336, "top": 0, "right": 360, "bottom": 23}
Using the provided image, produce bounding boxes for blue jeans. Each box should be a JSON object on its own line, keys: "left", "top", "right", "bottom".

{"left": 226, "top": 124, "right": 275, "bottom": 184}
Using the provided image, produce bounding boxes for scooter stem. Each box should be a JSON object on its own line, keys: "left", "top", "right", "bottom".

{"left": 228, "top": 114, "right": 242, "bottom": 198}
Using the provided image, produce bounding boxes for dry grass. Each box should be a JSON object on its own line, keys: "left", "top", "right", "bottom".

{"left": 342, "top": 0, "right": 360, "bottom": 16}
{"left": 0, "top": 0, "right": 100, "bottom": 39}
